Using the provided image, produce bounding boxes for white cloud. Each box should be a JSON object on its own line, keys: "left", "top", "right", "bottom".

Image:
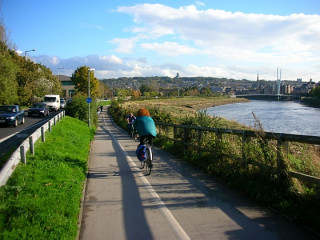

{"left": 140, "top": 42, "right": 200, "bottom": 56}
{"left": 111, "top": 4, "right": 320, "bottom": 80}
{"left": 32, "top": 4, "right": 320, "bottom": 81}
{"left": 116, "top": 4, "right": 320, "bottom": 64}
{"left": 109, "top": 38, "right": 137, "bottom": 53}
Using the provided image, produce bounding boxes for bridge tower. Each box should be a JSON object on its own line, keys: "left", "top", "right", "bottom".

{"left": 277, "top": 68, "right": 281, "bottom": 95}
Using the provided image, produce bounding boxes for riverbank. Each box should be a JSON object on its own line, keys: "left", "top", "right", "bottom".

{"left": 301, "top": 97, "right": 320, "bottom": 108}
{"left": 122, "top": 96, "right": 249, "bottom": 117}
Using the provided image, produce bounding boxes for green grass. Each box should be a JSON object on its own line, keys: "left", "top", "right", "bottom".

{"left": 0, "top": 116, "right": 95, "bottom": 240}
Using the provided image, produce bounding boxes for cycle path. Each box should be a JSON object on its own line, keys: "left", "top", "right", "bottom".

{"left": 78, "top": 109, "right": 318, "bottom": 240}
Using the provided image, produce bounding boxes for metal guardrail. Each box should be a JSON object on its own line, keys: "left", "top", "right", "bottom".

{"left": 0, "top": 111, "right": 65, "bottom": 186}
{"left": 155, "top": 121, "right": 320, "bottom": 186}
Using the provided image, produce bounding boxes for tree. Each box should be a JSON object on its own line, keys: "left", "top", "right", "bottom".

{"left": 71, "top": 66, "right": 99, "bottom": 98}
{"left": 0, "top": 41, "right": 18, "bottom": 104}
{"left": 310, "top": 86, "right": 320, "bottom": 99}
{"left": 11, "top": 52, "right": 62, "bottom": 105}
{"left": 140, "top": 84, "right": 152, "bottom": 96}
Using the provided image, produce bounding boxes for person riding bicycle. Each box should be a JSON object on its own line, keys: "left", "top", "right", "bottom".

{"left": 133, "top": 108, "right": 157, "bottom": 146}
{"left": 126, "top": 112, "right": 136, "bottom": 135}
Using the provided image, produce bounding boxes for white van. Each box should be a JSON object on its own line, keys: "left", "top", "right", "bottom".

{"left": 43, "top": 94, "right": 60, "bottom": 112}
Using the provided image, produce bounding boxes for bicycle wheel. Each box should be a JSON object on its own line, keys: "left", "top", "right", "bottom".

{"left": 145, "top": 147, "right": 152, "bottom": 175}
{"left": 140, "top": 159, "right": 145, "bottom": 169}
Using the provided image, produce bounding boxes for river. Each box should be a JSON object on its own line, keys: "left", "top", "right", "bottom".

{"left": 206, "top": 100, "right": 320, "bottom": 137}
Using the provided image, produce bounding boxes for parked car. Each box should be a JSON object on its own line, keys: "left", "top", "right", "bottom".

{"left": 0, "top": 105, "right": 25, "bottom": 127}
{"left": 28, "top": 102, "right": 49, "bottom": 117}
{"left": 60, "top": 99, "right": 66, "bottom": 109}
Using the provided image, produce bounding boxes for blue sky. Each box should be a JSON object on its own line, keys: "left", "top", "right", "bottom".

{"left": 2, "top": 0, "right": 320, "bottom": 81}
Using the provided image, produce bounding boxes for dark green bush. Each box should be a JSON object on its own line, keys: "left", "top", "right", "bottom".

{"left": 65, "top": 94, "right": 98, "bottom": 127}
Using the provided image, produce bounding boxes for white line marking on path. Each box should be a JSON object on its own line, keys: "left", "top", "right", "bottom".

{"left": 103, "top": 116, "right": 191, "bottom": 240}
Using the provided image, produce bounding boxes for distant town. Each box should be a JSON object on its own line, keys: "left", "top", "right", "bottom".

{"left": 59, "top": 73, "right": 319, "bottom": 99}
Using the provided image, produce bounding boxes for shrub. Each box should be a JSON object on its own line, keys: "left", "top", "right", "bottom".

{"left": 65, "top": 93, "right": 97, "bottom": 126}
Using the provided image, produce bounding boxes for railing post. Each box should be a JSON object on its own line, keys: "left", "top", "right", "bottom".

{"left": 41, "top": 127, "right": 45, "bottom": 142}
{"left": 20, "top": 145, "right": 26, "bottom": 164}
{"left": 29, "top": 136, "right": 34, "bottom": 155}
{"left": 277, "top": 134, "right": 289, "bottom": 186}
{"left": 166, "top": 125, "right": 169, "bottom": 137}
{"left": 183, "top": 126, "right": 191, "bottom": 150}
{"left": 174, "top": 125, "right": 178, "bottom": 145}
{"left": 48, "top": 120, "right": 52, "bottom": 132}
{"left": 54, "top": 117, "right": 56, "bottom": 126}
{"left": 241, "top": 131, "right": 250, "bottom": 170}
{"left": 215, "top": 129, "right": 222, "bottom": 144}
{"left": 197, "top": 129, "right": 203, "bottom": 146}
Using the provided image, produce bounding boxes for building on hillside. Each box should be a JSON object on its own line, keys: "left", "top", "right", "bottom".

{"left": 57, "top": 75, "right": 75, "bottom": 99}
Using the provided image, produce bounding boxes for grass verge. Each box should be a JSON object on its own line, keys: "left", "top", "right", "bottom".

{"left": 0, "top": 116, "right": 95, "bottom": 240}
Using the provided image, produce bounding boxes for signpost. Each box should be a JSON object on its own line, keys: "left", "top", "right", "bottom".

{"left": 87, "top": 68, "right": 95, "bottom": 127}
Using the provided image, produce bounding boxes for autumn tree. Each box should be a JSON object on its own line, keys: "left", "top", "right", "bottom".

{"left": 132, "top": 89, "right": 141, "bottom": 98}
{"left": 71, "top": 66, "right": 99, "bottom": 98}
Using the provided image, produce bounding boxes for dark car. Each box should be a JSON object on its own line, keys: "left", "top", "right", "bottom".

{"left": 0, "top": 105, "right": 25, "bottom": 127}
{"left": 60, "top": 99, "right": 66, "bottom": 109}
{"left": 28, "top": 102, "right": 50, "bottom": 117}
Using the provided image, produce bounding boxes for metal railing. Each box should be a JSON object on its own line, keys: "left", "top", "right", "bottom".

{"left": 0, "top": 111, "right": 65, "bottom": 186}
{"left": 155, "top": 121, "right": 320, "bottom": 186}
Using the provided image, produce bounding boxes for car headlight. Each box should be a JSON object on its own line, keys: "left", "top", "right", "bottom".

{"left": 7, "top": 116, "right": 15, "bottom": 120}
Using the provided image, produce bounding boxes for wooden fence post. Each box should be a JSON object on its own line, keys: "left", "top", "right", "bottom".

{"left": 215, "top": 129, "right": 222, "bottom": 144}
{"left": 183, "top": 127, "right": 191, "bottom": 150}
{"left": 277, "top": 134, "right": 289, "bottom": 185}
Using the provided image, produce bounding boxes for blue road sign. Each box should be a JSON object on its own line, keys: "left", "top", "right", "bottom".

{"left": 86, "top": 97, "right": 92, "bottom": 103}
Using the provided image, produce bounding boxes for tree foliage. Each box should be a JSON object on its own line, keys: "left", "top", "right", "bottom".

{"left": 310, "top": 86, "right": 320, "bottom": 99}
{"left": 70, "top": 66, "right": 100, "bottom": 98}
{"left": 0, "top": 41, "right": 18, "bottom": 104}
{"left": 0, "top": 20, "right": 62, "bottom": 105}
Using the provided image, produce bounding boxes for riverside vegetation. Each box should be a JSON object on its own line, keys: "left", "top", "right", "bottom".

{"left": 110, "top": 96, "right": 320, "bottom": 234}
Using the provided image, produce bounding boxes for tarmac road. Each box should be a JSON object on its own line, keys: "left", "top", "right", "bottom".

{"left": 79, "top": 109, "right": 318, "bottom": 240}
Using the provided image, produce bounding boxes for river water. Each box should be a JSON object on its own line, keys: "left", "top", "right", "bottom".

{"left": 206, "top": 100, "right": 320, "bottom": 137}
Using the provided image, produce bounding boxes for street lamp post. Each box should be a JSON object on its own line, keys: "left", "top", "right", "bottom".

{"left": 57, "top": 67, "right": 64, "bottom": 81}
{"left": 88, "top": 68, "right": 95, "bottom": 127}
{"left": 24, "top": 49, "right": 36, "bottom": 59}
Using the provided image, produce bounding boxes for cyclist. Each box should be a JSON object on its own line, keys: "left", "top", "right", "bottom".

{"left": 126, "top": 112, "right": 136, "bottom": 136}
{"left": 133, "top": 108, "right": 157, "bottom": 146}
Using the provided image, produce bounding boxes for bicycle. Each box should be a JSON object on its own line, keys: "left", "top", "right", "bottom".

{"left": 130, "top": 123, "right": 135, "bottom": 138}
{"left": 139, "top": 136, "right": 153, "bottom": 175}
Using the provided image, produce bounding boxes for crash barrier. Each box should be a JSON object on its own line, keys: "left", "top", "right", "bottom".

{"left": 155, "top": 122, "right": 320, "bottom": 187}
{"left": 0, "top": 111, "right": 65, "bottom": 186}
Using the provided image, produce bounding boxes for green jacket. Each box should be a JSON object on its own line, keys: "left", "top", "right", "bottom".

{"left": 133, "top": 116, "right": 157, "bottom": 137}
